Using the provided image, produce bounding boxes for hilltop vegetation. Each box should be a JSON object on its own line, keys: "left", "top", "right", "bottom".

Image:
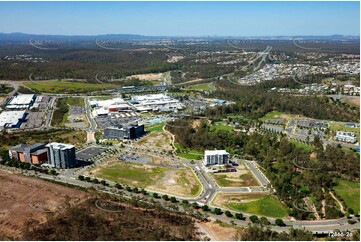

{"left": 167, "top": 119, "right": 359, "bottom": 220}
{"left": 206, "top": 79, "right": 359, "bottom": 122}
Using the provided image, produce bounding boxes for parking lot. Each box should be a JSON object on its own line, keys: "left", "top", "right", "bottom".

{"left": 76, "top": 146, "right": 108, "bottom": 161}
{"left": 95, "top": 115, "right": 139, "bottom": 129}
{"left": 118, "top": 152, "right": 152, "bottom": 164}
{"left": 69, "top": 105, "right": 85, "bottom": 115}
{"left": 21, "top": 111, "right": 45, "bottom": 129}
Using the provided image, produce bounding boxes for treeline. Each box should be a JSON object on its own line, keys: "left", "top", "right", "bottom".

{"left": 0, "top": 48, "right": 179, "bottom": 80}
{"left": 166, "top": 120, "right": 359, "bottom": 219}
{"left": 205, "top": 79, "right": 359, "bottom": 122}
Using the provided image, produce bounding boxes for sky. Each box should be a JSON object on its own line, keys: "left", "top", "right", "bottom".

{"left": 0, "top": 1, "right": 359, "bottom": 36}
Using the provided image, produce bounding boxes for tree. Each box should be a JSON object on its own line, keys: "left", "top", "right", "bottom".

{"left": 162, "top": 195, "right": 170, "bottom": 201}
{"left": 93, "top": 178, "right": 99, "bottom": 184}
{"left": 170, "top": 197, "right": 177, "bottom": 203}
{"left": 235, "top": 213, "right": 244, "bottom": 220}
{"left": 141, "top": 188, "right": 147, "bottom": 195}
{"left": 115, "top": 183, "right": 123, "bottom": 189}
{"left": 192, "top": 202, "right": 200, "bottom": 209}
{"left": 100, "top": 180, "right": 107, "bottom": 186}
{"left": 249, "top": 215, "right": 259, "bottom": 223}
{"left": 132, "top": 187, "right": 139, "bottom": 193}
{"left": 348, "top": 208, "right": 355, "bottom": 214}
{"left": 275, "top": 218, "right": 286, "bottom": 227}
{"left": 213, "top": 208, "right": 222, "bottom": 215}
{"left": 182, "top": 200, "right": 189, "bottom": 206}
{"left": 260, "top": 217, "right": 270, "bottom": 226}
{"left": 85, "top": 177, "right": 91, "bottom": 182}
{"left": 152, "top": 192, "right": 159, "bottom": 198}
{"left": 202, "top": 205, "right": 210, "bottom": 212}
{"left": 126, "top": 186, "right": 132, "bottom": 192}
{"left": 225, "top": 210, "right": 233, "bottom": 217}
{"left": 78, "top": 175, "right": 85, "bottom": 181}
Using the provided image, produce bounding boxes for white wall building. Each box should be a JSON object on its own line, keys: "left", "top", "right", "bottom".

{"left": 335, "top": 131, "right": 357, "bottom": 143}
{"left": 204, "top": 150, "right": 229, "bottom": 166}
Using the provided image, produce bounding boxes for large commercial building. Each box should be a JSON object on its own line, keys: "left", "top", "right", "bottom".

{"left": 46, "top": 142, "right": 77, "bottom": 168}
{"left": 90, "top": 97, "right": 132, "bottom": 117}
{"left": 6, "top": 94, "right": 36, "bottom": 110}
{"left": 0, "top": 110, "right": 27, "bottom": 129}
{"left": 130, "top": 94, "right": 184, "bottom": 112}
{"left": 104, "top": 123, "right": 145, "bottom": 140}
{"left": 9, "top": 143, "right": 48, "bottom": 165}
{"left": 204, "top": 150, "right": 230, "bottom": 166}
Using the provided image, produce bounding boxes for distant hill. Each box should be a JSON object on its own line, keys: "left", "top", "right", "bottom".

{"left": 0, "top": 32, "right": 359, "bottom": 43}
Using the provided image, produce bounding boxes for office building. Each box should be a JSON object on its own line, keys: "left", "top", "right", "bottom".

{"left": 9, "top": 143, "right": 48, "bottom": 165}
{"left": 204, "top": 150, "right": 229, "bottom": 166}
{"left": 104, "top": 123, "right": 145, "bottom": 140}
{"left": 46, "top": 142, "right": 77, "bottom": 168}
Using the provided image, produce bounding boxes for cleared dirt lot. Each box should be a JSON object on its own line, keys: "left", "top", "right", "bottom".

{"left": 196, "top": 218, "right": 239, "bottom": 241}
{"left": 147, "top": 167, "right": 201, "bottom": 198}
{"left": 210, "top": 163, "right": 259, "bottom": 187}
{"left": 125, "top": 73, "right": 163, "bottom": 81}
{"left": 135, "top": 131, "right": 174, "bottom": 152}
{"left": 0, "top": 170, "right": 90, "bottom": 239}
{"left": 343, "top": 96, "right": 360, "bottom": 106}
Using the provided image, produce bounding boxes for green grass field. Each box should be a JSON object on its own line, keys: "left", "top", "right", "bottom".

{"left": 290, "top": 140, "right": 313, "bottom": 153}
{"left": 174, "top": 143, "right": 203, "bottom": 160}
{"left": 210, "top": 122, "right": 233, "bottom": 132}
{"left": 259, "top": 111, "right": 288, "bottom": 122}
{"left": 146, "top": 123, "right": 164, "bottom": 132}
{"left": 333, "top": 178, "right": 360, "bottom": 214}
{"left": 177, "top": 169, "right": 202, "bottom": 196}
{"left": 185, "top": 82, "right": 216, "bottom": 91}
{"left": 95, "top": 161, "right": 167, "bottom": 188}
{"left": 24, "top": 80, "right": 118, "bottom": 93}
{"left": 227, "top": 195, "right": 288, "bottom": 218}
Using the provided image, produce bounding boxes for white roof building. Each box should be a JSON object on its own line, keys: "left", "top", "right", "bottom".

{"left": 46, "top": 142, "right": 75, "bottom": 150}
{"left": 6, "top": 94, "right": 35, "bottom": 109}
{"left": 0, "top": 110, "right": 27, "bottom": 129}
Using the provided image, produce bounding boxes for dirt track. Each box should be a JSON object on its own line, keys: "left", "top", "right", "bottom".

{"left": 0, "top": 170, "right": 90, "bottom": 239}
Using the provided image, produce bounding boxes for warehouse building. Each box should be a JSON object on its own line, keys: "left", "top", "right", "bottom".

{"left": 104, "top": 123, "right": 145, "bottom": 140}
{"left": 46, "top": 142, "right": 77, "bottom": 169}
{"left": 130, "top": 93, "right": 184, "bottom": 112}
{"left": 8, "top": 143, "right": 48, "bottom": 165}
{"left": 204, "top": 150, "right": 230, "bottom": 166}
{"left": 6, "top": 94, "right": 36, "bottom": 110}
{"left": 0, "top": 110, "right": 27, "bottom": 129}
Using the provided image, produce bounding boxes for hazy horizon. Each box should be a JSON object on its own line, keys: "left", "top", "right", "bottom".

{"left": 0, "top": 1, "right": 359, "bottom": 36}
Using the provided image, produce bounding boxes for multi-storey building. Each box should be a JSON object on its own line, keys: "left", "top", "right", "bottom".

{"left": 46, "top": 142, "right": 77, "bottom": 168}
{"left": 104, "top": 123, "right": 145, "bottom": 140}
{"left": 8, "top": 143, "right": 48, "bottom": 165}
{"left": 204, "top": 150, "right": 229, "bottom": 166}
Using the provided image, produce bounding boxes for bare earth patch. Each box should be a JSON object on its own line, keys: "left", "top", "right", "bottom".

{"left": 211, "top": 163, "right": 259, "bottom": 187}
{"left": 125, "top": 73, "right": 163, "bottom": 81}
{"left": 196, "top": 218, "right": 239, "bottom": 241}
{"left": 211, "top": 192, "right": 267, "bottom": 208}
{"left": 343, "top": 97, "right": 360, "bottom": 106}
{"left": 147, "top": 168, "right": 201, "bottom": 198}
{"left": 0, "top": 170, "right": 89, "bottom": 239}
{"left": 134, "top": 131, "right": 174, "bottom": 152}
